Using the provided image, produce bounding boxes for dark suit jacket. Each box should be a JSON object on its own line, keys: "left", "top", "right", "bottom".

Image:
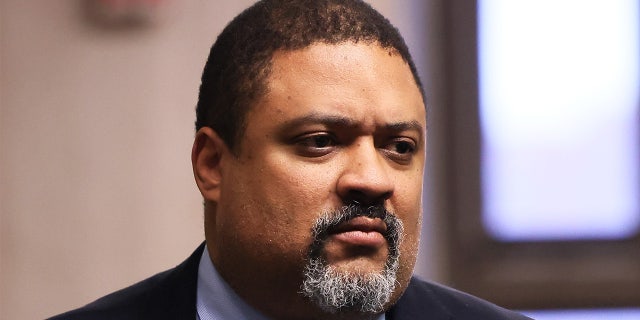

{"left": 49, "top": 244, "right": 531, "bottom": 319}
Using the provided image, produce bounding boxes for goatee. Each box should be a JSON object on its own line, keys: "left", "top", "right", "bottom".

{"left": 301, "top": 204, "right": 404, "bottom": 314}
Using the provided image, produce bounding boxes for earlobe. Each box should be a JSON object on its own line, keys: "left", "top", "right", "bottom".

{"left": 192, "top": 127, "right": 228, "bottom": 202}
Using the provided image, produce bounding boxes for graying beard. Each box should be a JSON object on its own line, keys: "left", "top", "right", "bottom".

{"left": 301, "top": 206, "right": 404, "bottom": 314}
{"left": 301, "top": 252, "right": 400, "bottom": 314}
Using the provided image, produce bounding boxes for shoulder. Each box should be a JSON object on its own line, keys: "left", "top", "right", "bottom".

{"left": 48, "top": 269, "right": 172, "bottom": 320}
{"left": 47, "top": 244, "right": 205, "bottom": 320}
{"left": 388, "top": 277, "right": 532, "bottom": 320}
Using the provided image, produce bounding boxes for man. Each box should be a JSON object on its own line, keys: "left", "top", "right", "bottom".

{"left": 51, "top": 1, "right": 531, "bottom": 319}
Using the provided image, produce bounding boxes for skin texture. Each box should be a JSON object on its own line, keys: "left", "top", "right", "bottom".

{"left": 192, "top": 42, "right": 426, "bottom": 320}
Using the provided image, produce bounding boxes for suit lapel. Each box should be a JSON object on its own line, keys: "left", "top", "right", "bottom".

{"left": 152, "top": 242, "right": 205, "bottom": 319}
{"left": 385, "top": 277, "right": 453, "bottom": 320}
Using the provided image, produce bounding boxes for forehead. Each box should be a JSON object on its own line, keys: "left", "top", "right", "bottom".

{"left": 268, "top": 42, "right": 414, "bottom": 90}
{"left": 254, "top": 42, "right": 426, "bottom": 129}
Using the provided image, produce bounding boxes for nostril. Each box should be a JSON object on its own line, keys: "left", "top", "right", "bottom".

{"left": 344, "top": 190, "right": 391, "bottom": 207}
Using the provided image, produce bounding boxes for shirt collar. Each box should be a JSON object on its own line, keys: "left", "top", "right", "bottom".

{"left": 196, "top": 245, "right": 271, "bottom": 320}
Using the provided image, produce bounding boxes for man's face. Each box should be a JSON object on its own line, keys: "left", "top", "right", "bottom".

{"left": 204, "top": 42, "right": 426, "bottom": 317}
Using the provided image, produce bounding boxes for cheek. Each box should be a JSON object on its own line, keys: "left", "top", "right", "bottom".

{"left": 262, "top": 154, "right": 337, "bottom": 205}
{"left": 393, "top": 171, "right": 424, "bottom": 217}
{"left": 223, "top": 156, "right": 336, "bottom": 248}
{"left": 393, "top": 170, "right": 423, "bottom": 258}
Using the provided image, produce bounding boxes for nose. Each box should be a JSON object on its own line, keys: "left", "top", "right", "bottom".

{"left": 336, "top": 139, "right": 394, "bottom": 206}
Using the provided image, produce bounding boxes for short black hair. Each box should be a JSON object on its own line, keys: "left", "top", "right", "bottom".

{"left": 195, "top": 0, "right": 423, "bottom": 149}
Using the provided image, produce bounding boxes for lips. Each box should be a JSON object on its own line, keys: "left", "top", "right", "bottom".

{"left": 328, "top": 216, "right": 388, "bottom": 247}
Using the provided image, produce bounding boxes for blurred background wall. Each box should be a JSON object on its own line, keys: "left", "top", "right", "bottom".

{"left": 0, "top": 1, "right": 442, "bottom": 318}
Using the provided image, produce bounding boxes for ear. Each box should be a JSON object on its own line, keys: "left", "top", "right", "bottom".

{"left": 192, "top": 127, "right": 229, "bottom": 202}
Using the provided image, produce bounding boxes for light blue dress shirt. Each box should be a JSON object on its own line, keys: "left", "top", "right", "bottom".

{"left": 196, "top": 245, "right": 385, "bottom": 320}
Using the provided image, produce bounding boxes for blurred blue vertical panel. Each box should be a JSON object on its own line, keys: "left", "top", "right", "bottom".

{"left": 478, "top": 0, "right": 640, "bottom": 241}
{"left": 522, "top": 308, "right": 640, "bottom": 320}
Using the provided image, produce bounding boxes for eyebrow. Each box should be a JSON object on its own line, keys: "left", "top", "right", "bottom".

{"left": 282, "top": 113, "right": 358, "bottom": 129}
{"left": 280, "top": 113, "right": 425, "bottom": 141}
{"left": 383, "top": 121, "right": 424, "bottom": 135}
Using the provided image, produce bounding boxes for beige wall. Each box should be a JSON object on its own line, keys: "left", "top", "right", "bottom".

{"left": 0, "top": 1, "right": 439, "bottom": 319}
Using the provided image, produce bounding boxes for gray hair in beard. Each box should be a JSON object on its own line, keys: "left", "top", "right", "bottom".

{"left": 301, "top": 204, "right": 404, "bottom": 314}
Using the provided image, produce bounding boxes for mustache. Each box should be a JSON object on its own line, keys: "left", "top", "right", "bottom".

{"left": 308, "top": 204, "right": 404, "bottom": 259}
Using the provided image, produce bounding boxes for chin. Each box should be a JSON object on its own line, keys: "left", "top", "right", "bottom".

{"left": 329, "top": 258, "right": 388, "bottom": 275}
{"left": 301, "top": 252, "right": 402, "bottom": 315}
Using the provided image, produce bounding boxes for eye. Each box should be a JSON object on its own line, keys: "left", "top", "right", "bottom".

{"left": 393, "top": 140, "right": 415, "bottom": 154}
{"left": 294, "top": 133, "right": 337, "bottom": 157}
{"left": 382, "top": 138, "right": 417, "bottom": 163}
